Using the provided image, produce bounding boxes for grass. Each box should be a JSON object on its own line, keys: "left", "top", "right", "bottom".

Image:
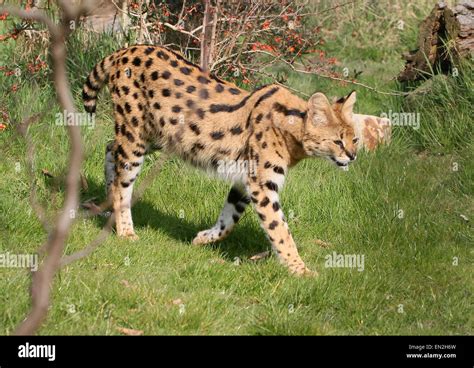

{"left": 0, "top": 0, "right": 472, "bottom": 335}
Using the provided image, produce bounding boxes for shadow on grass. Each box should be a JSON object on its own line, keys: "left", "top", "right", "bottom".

{"left": 77, "top": 176, "right": 270, "bottom": 261}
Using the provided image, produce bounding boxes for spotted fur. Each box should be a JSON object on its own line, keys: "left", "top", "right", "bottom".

{"left": 83, "top": 45, "right": 359, "bottom": 276}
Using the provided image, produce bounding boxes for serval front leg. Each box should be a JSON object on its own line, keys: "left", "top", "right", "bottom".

{"left": 247, "top": 155, "right": 315, "bottom": 276}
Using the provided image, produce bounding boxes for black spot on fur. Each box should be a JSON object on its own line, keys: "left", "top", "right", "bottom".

{"left": 256, "top": 132, "right": 263, "bottom": 141}
{"left": 132, "top": 57, "right": 141, "bottom": 66}
{"left": 191, "top": 142, "right": 205, "bottom": 152}
{"left": 121, "top": 86, "right": 130, "bottom": 95}
{"left": 172, "top": 105, "right": 182, "bottom": 113}
{"left": 235, "top": 203, "right": 246, "bottom": 213}
{"left": 151, "top": 71, "right": 159, "bottom": 80}
{"left": 273, "top": 166, "right": 285, "bottom": 175}
{"left": 117, "top": 144, "right": 129, "bottom": 159}
{"left": 265, "top": 181, "right": 278, "bottom": 192}
{"left": 170, "top": 60, "right": 178, "bottom": 67}
{"left": 260, "top": 197, "right": 270, "bottom": 207}
{"left": 230, "top": 125, "right": 242, "bottom": 135}
{"left": 229, "top": 88, "right": 241, "bottom": 95}
{"left": 145, "top": 46, "right": 155, "bottom": 55}
{"left": 131, "top": 117, "right": 139, "bottom": 126}
{"left": 227, "top": 187, "right": 245, "bottom": 205}
{"left": 156, "top": 50, "right": 169, "bottom": 60}
{"left": 153, "top": 102, "right": 161, "bottom": 110}
{"left": 268, "top": 220, "right": 278, "bottom": 230}
{"left": 199, "top": 89, "right": 209, "bottom": 99}
{"left": 125, "top": 131, "right": 135, "bottom": 142}
{"left": 124, "top": 103, "right": 132, "bottom": 114}
{"left": 186, "top": 85, "right": 196, "bottom": 93}
{"left": 180, "top": 67, "right": 192, "bottom": 75}
{"left": 161, "top": 70, "right": 171, "bottom": 79}
{"left": 215, "top": 84, "right": 224, "bottom": 93}
{"left": 116, "top": 104, "right": 124, "bottom": 115}
{"left": 198, "top": 76, "right": 210, "bottom": 84}
{"left": 162, "top": 89, "right": 171, "bottom": 97}
{"left": 174, "top": 79, "right": 184, "bottom": 86}
{"left": 211, "top": 131, "right": 224, "bottom": 140}
{"left": 272, "top": 202, "right": 280, "bottom": 211}
{"left": 189, "top": 123, "right": 200, "bottom": 135}
{"left": 196, "top": 108, "right": 205, "bottom": 119}
{"left": 145, "top": 59, "right": 153, "bottom": 68}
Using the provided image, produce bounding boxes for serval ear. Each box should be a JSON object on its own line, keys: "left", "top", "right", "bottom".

{"left": 307, "top": 92, "right": 332, "bottom": 126}
{"left": 339, "top": 90, "right": 357, "bottom": 122}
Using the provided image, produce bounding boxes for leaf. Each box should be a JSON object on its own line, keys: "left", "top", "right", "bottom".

{"left": 117, "top": 327, "right": 143, "bottom": 336}
{"left": 314, "top": 239, "right": 332, "bottom": 248}
{"left": 460, "top": 214, "right": 469, "bottom": 222}
{"left": 172, "top": 298, "right": 183, "bottom": 305}
{"left": 249, "top": 251, "right": 270, "bottom": 261}
{"left": 41, "top": 168, "right": 54, "bottom": 178}
{"left": 80, "top": 173, "right": 89, "bottom": 191}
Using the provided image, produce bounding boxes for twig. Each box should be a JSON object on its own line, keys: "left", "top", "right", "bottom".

{"left": 0, "top": 0, "right": 93, "bottom": 336}
{"left": 243, "top": 49, "right": 410, "bottom": 97}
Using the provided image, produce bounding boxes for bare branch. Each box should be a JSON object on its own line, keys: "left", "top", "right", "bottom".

{"left": 0, "top": 1, "right": 93, "bottom": 336}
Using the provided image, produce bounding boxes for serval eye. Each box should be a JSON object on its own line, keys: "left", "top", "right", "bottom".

{"left": 353, "top": 137, "right": 359, "bottom": 144}
{"left": 333, "top": 140, "right": 344, "bottom": 148}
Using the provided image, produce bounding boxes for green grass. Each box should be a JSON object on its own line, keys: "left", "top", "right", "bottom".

{"left": 0, "top": 0, "right": 472, "bottom": 335}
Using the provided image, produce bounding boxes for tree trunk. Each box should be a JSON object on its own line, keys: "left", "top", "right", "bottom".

{"left": 398, "top": 1, "right": 473, "bottom": 82}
